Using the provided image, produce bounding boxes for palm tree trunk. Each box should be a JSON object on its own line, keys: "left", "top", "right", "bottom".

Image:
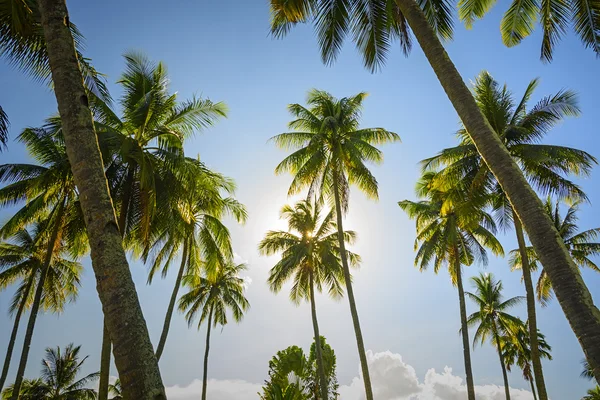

{"left": 513, "top": 216, "right": 548, "bottom": 400}
{"left": 331, "top": 172, "right": 373, "bottom": 400}
{"left": 155, "top": 242, "right": 189, "bottom": 361}
{"left": 493, "top": 323, "right": 511, "bottom": 400}
{"left": 454, "top": 257, "right": 476, "bottom": 400}
{"left": 309, "top": 270, "right": 329, "bottom": 400}
{"left": 0, "top": 274, "right": 34, "bottom": 392}
{"left": 529, "top": 377, "right": 538, "bottom": 400}
{"left": 394, "top": 0, "right": 600, "bottom": 382}
{"left": 202, "top": 305, "right": 214, "bottom": 400}
{"left": 99, "top": 167, "right": 134, "bottom": 400}
{"left": 10, "top": 201, "right": 65, "bottom": 400}
{"left": 36, "top": 1, "right": 165, "bottom": 398}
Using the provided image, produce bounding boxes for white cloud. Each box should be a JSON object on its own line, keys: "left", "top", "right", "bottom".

{"left": 164, "top": 351, "right": 535, "bottom": 400}
{"left": 233, "top": 252, "right": 249, "bottom": 265}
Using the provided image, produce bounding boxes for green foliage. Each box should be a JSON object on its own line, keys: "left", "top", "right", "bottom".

{"left": 501, "top": 320, "right": 552, "bottom": 382}
{"left": 259, "top": 337, "right": 339, "bottom": 400}
{"left": 583, "top": 386, "right": 600, "bottom": 400}
{"left": 1, "top": 343, "right": 98, "bottom": 399}
{"left": 0, "top": 105, "right": 7, "bottom": 150}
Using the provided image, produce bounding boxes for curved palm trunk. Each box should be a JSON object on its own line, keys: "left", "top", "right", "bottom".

{"left": 10, "top": 201, "right": 65, "bottom": 400}
{"left": 492, "top": 323, "right": 511, "bottom": 400}
{"left": 513, "top": 216, "right": 548, "bottom": 400}
{"left": 201, "top": 305, "right": 214, "bottom": 400}
{"left": 394, "top": 0, "right": 600, "bottom": 382}
{"left": 529, "top": 377, "right": 538, "bottom": 400}
{"left": 332, "top": 174, "right": 373, "bottom": 400}
{"left": 99, "top": 167, "right": 135, "bottom": 400}
{"left": 0, "top": 274, "right": 34, "bottom": 392}
{"left": 454, "top": 258, "right": 476, "bottom": 400}
{"left": 37, "top": 1, "right": 165, "bottom": 398}
{"left": 309, "top": 271, "right": 329, "bottom": 400}
{"left": 155, "top": 242, "right": 189, "bottom": 361}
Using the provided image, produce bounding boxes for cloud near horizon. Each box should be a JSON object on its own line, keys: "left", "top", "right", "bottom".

{"left": 165, "top": 350, "right": 535, "bottom": 400}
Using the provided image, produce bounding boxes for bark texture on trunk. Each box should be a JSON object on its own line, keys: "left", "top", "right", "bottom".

{"left": 155, "top": 243, "right": 189, "bottom": 361}
{"left": 493, "top": 323, "right": 511, "bottom": 400}
{"left": 309, "top": 271, "right": 329, "bottom": 400}
{"left": 0, "top": 274, "right": 34, "bottom": 392}
{"left": 455, "top": 258, "right": 476, "bottom": 400}
{"left": 201, "top": 306, "right": 214, "bottom": 400}
{"left": 332, "top": 174, "right": 373, "bottom": 400}
{"left": 530, "top": 378, "right": 538, "bottom": 400}
{"left": 37, "top": 1, "right": 165, "bottom": 398}
{"left": 10, "top": 201, "right": 64, "bottom": 400}
{"left": 513, "top": 216, "right": 548, "bottom": 400}
{"left": 394, "top": 0, "right": 600, "bottom": 381}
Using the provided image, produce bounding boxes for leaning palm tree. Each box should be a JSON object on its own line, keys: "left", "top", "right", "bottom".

{"left": 259, "top": 199, "right": 357, "bottom": 400}
{"left": 1, "top": 344, "right": 98, "bottom": 399}
{"left": 501, "top": 320, "right": 552, "bottom": 400}
{"left": 510, "top": 198, "right": 600, "bottom": 306}
{"left": 94, "top": 51, "right": 227, "bottom": 400}
{"left": 267, "top": 1, "right": 600, "bottom": 382}
{"left": 425, "top": 71, "right": 595, "bottom": 399}
{"left": 144, "top": 161, "right": 246, "bottom": 362}
{"left": 400, "top": 171, "right": 503, "bottom": 400}
{"left": 466, "top": 273, "right": 524, "bottom": 400}
{"left": 271, "top": 89, "right": 399, "bottom": 400}
{"left": 178, "top": 262, "right": 250, "bottom": 400}
{"left": 0, "top": 226, "right": 82, "bottom": 392}
{"left": 0, "top": 125, "right": 88, "bottom": 398}
{"left": 1, "top": 1, "right": 167, "bottom": 396}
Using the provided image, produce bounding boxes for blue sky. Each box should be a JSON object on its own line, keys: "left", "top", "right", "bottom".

{"left": 1, "top": 0, "right": 599, "bottom": 399}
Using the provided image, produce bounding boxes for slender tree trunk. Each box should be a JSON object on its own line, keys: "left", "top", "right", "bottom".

{"left": 309, "top": 271, "right": 329, "bottom": 400}
{"left": 493, "top": 323, "right": 511, "bottom": 400}
{"left": 202, "top": 305, "right": 214, "bottom": 400}
{"left": 10, "top": 201, "right": 65, "bottom": 400}
{"left": 529, "top": 377, "right": 538, "bottom": 400}
{"left": 98, "top": 167, "right": 134, "bottom": 400}
{"left": 513, "top": 216, "right": 548, "bottom": 400}
{"left": 36, "top": 1, "right": 165, "bottom": 398}
{"left": 331, "top": 173, "right": 373, "bottom": 400}
{"left": 0, "top": 274, "right": 34, "bottom": 392}
{"left": 394, "top": 0, "right": 600, "bottom": 382}
{"left": 454, "top": 257, "right": 476, "bottom": 400}
{"left": 155, "top": 242, "right": 189, "bottom": 361}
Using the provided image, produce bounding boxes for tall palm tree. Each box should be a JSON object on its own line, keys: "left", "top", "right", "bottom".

{"left": 144, "top": 161, "right": 246, "bottom": 362}
{"left": 1, "top": 344, "right": 98, "bottom": 399}
{"left": 510, "top": 197, "right": 600, "bottom": 306}
{"left": 272, "top": 89, "right": 399, "bottom": 400}
{"left": 400, "top": 171, "right": 503, "bottom": 400}
{"left": 466, "top": 273, "right": 524, "bottom": 400}
{"left": 501, "top": 320, "right": 552, "bottom": 400}
{"left": 1, "top": 1, "right": 167, "bottom": 396}
{"left": 94, "top": 52, "right": 227, "bottom": 399}
{"left": 424, "top": 71, "right": 596, "bottom": 399}
{"left": 259, "top": 199, "right": 356, "bottom": 400}
{"left": 0, "top": 226, "right": 82, "bottom": 392}
{"left": 267, "top": 1, "right": 600, "bottom": 382}
{"left": 178, "top": 262, "right": 250, "bottom": 400}
{"left": 0, "top": 125, "right": 88, "bottom": 399}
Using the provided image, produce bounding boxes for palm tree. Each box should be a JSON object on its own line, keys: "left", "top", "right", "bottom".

{"left": 400, "top": 171, "right": 503, "bottom": 400}
{"left": 259, "top": 199, "right": 355, "bottom": 400}
{"left": 510, "top": 198, "right": 600, "bottom": 306}
{"left": 0, "top": 106, "right": 8, "bottom": 150}
{"left": 267, "top": 1, "right": 600, "bottom": 382}
{"left": 108, "top": 379, "right": 123, "bottom": 400}
{"left": 1, "top": 1, "right": 167, "bottom": 396}
{"left": 94, "top": 52, "right": 227, "bottom": 399}
{"left": 457, "top": 0, "right": 600, "bottom": 60}
{"left": 0, "top": 226, "right": 82, "bottom": 392}
{"left": 178, "top": 262, "right": 250, "bottom": 400}
{"left": 272, "top": 89, "right": 399, "bottom": 400}
{"left": 583, "top": 387, "right": 600, "bottom": 400}
{"left": 424, "top": 71, "right": 596, "bottom": 399}
{"left": 0, "top": 125, "right": 88, "bottom": 399}
{"left": 1, "top": 344, "right": 98, "bottom": 399}
{"left": 466, "top": 273, "right": 524, "bottom": 400}
{"left": 501, "top": 321, "right": 552, "bottom": 400}
{"left": 145, "top": 161, "right": 246, "bottom": 362}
